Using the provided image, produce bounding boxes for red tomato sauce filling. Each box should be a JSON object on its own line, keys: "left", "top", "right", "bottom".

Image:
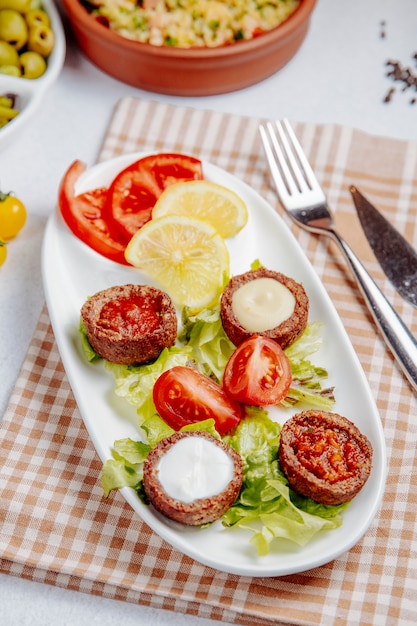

{"left": 290, "top": 422, "right": 366, "bottom": 484}
{"left": 98, "top": 295, "right": 162, "bottom": 336}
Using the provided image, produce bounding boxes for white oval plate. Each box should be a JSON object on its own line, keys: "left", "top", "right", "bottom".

{"left": 42, "top": 153, "right": 387, "bottom": 577}
{"left": 0, "top": 0, "right": 65, "bottom": 148}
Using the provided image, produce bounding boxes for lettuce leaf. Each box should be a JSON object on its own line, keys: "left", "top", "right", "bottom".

{"left": 104, "top": 345, "right": 193, "bottom": 422}
{"left": 101, "top": 437, "right": 151, "bottom": 497}
{"left": 178, "top": 306, "right": 235, "bottom": 381}
{"left": 283, "top": 322, "right": 335, "bottom": 409}
{"left": 79, "top": 317, "right": 101, "bottom": 362}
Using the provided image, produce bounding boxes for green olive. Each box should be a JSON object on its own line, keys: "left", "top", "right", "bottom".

{"left": 25, "top": 9, "right": 50, "bottom": 30}
{"left": 0, "top": 63, "right": 20, "bottom": 75}
{"left": 0, "top": 9, "right": 28, "bottom": 50}
{"left": 19, "top": 50, "right": 46, "bottom": 78}
{"left": 0, "top": 0, "right": 31, "bottom": 12}
{"left": 27, "top": 23, "right": 54, "bottom": 57}
{"left": 0, "top": 39, "right": 19, "bottom": 66}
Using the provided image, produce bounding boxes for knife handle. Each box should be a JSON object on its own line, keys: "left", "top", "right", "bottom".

{"left": 330, "top": 230, "right": 417, "bottom": 393}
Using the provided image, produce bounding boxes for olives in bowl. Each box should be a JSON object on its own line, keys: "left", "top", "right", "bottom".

{"left": 0, "top": 0, "right": 65, "bottom": 146}
{"left": 0, "top": 0, "right": 56, "bottom": 79}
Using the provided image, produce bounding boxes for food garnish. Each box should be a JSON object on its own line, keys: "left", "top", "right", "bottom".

{"left": 59, "top": 160, "right": 127, "bottom": 265}
{"left": 153, "top": 365, "right": 242, "bottom": 436}
{"left": 103, "top": 153, "right": 203, "bottom": 243}
{"left": 222, "top": 335, "right": 292, "bottom": 406}
{"left": 151, "top": 179, "right": 248, "bottom": 238}
{"left": 58, "top": 153, "right": 204, "bottom": 264}
{"left": 125, "top": 214, "right": 230, "bottom": 313}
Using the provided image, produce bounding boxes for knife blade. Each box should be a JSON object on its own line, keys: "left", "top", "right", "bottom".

{"left": 350, "top": 185, "right": 417, "bottom": 307}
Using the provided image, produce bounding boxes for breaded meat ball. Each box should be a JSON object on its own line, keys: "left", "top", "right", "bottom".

{"left": 143, "top": 431, "right": 243, "bottom": 526}
{"left": 81, "top": 283, "right": 177, "bottom": 365}
{"left": 279, "top": 410, "right": 373, "bottom": 506}
{"left": 220, "top": 267, "right": 309, "bottom": 349}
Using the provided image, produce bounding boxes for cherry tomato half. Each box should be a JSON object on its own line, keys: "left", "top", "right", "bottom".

{"left": 58, "top": 160, "right": 128, "bottom": 265}
{"left": 103, "top": 153, "right": 203, "bottom": 244}
{"left": 0, "top": 191, "right": 27, "bottom": 240}
{"left": 153, "top": 365, "right": 243, "bottom": 436}
{"left": 223, "top": 336, "right": 292, "bottom": 406}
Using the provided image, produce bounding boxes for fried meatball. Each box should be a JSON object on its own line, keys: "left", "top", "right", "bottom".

{"left": 143, "top": 431, "right": 243, "bottom": 526}
{"left": 279, "top": 410, "right": 373, "bottom": 505}
{"left": 81, "top": 283, "right": 177, "bottom": 365}
{"left": 220, "top": 267, "right": 309, "bottom": 349}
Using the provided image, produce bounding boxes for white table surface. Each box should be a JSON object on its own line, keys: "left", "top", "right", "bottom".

{"left": 1, "top": 0, "right": 416, "bottom": 624}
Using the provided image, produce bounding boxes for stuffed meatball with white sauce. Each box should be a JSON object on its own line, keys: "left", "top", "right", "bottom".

{"left": 220, "top": 267, "right": 309, "bottom": 349}
{"left": 143, "top": 431, "right": 243, "bottom": 526}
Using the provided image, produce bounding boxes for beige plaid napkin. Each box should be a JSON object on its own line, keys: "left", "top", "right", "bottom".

{"left": 1, "top": 97, "right": 416, "bottom": 626}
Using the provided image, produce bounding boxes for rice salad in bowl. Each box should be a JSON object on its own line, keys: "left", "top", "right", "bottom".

{"left": 84, "top": 0, "right": 301, "bottom": 48}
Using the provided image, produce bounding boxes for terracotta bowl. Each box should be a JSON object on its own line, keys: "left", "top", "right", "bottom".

{"left": 63, "top": 0, "right": 317, "bottom": 96}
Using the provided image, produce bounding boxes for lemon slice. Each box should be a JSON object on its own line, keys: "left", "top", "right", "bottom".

{"left": 125, "top": 215, "right": 230, "bottom": 313}
{"left": 151, "top": 180, "right": 248, "bottom": 238}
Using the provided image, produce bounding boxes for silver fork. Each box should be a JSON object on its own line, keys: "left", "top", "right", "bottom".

{"left": 259, "top": 119, "right": 417, "bottom": 393}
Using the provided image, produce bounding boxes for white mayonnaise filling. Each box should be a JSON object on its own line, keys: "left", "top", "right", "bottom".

{"left": 156, "top": 437, "right": 234, "bottom": 503}
{"left": 231, "top": 277, "right": 296, "bottom": 332}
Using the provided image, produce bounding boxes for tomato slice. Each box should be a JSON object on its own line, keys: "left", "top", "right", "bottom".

{"left": 103, "top": 153, "right": 203, "bottom": 244}
{"left": 58, "top": 160, "right": 128, "bottom": 265}
{"left": 223, "top": 336, "right": 292, "bottom": 406}
{"left": 153, "top": 366, "right": 242, "bottom": 436}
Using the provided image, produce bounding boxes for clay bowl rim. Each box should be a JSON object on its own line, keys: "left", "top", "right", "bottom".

{"left": 63, "top": 0, "right": 317, "bottom": 61}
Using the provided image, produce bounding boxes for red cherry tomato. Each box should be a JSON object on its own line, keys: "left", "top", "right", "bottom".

{"left": 153, "top": 366, "right": 243, "bottom": 436}
{"left": 103, "top": 153, "right": 203, "bottom": 244}
{"left": 58, "top": 160, "right": 128, "bottom": 265}
{"left": 223, "top": 336, "right": 292, "bottom": 406}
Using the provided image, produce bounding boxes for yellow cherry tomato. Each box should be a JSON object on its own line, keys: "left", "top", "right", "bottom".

{"left": 0, "top": 240, "right": 7, "bottom": 266}
{"left": 0, "top": 191, "right": 26, "bottom": 240}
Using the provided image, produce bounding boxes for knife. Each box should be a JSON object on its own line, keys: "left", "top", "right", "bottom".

{"left": 350, "top": 185, "right": 417, "bottom": 307}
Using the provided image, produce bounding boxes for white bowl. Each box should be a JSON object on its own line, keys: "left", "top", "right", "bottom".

{"left": 0, "top": 0, "right": 66, "bottom": 148}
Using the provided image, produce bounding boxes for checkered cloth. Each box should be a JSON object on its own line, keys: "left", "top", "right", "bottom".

{"left": 1, "top": 98, "right": 416, "bottom": 626}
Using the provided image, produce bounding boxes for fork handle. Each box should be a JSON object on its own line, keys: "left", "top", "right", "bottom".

{"left": 328, "top": 229, "right": 417, "bottom": 392}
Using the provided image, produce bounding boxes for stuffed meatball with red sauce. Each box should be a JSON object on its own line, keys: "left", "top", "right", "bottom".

{"left": 81, "top": 283, "right": 177, "bottom": 365}
{"left": 279, "top": 410, "right": 373, "bottom": 505}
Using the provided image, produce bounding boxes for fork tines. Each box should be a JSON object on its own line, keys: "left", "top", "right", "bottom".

{"left": 259, "top": 119, "right": 322, "bottom": 206}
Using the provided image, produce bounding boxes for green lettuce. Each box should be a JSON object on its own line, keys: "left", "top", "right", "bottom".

{"left": 101, "top": 437, "right": 151, "bottom": 497}
{"left": 178, "top": 306, "right": 235, "bottom": 381}
{"left": 283, "top": 322, "right": 335, "bottom": 409}
{"left": 223, "top": 410, "right": 347, "bottom": 555}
